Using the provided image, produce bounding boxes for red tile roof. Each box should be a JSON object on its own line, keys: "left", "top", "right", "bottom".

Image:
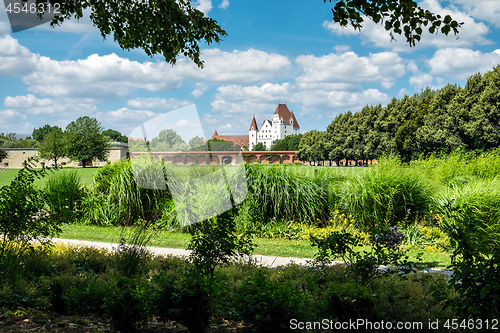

{"left": 211, "top": 133, "right": 249, "bottom": 147}
{"left": 249, "top": 116, "right": 259, "bottom": 131}
{"left": 274, "top": 104, "right": 300, "bottom": 128}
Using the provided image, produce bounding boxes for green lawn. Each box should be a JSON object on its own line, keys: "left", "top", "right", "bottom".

{"left": 59, "top": 224, "right": 451, "bottom": 268}
{"left": 0, "top": 167, "right": 99, "bottom": 187}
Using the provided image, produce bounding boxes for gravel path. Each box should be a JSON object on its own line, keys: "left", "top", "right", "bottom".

{"left": 52, "top": 238, "right": 311, "bottom": 268}
{"left": 52, "top": 238, "right": 454, "bottom": 277}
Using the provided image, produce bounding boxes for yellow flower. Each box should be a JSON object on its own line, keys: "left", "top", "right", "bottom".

{"left": 349, "top": 214, "right": 353, "bottom": 218}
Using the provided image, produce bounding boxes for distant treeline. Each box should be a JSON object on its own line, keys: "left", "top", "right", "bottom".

{"left": 298, "top": 66, "right": 500, "bottom": 163}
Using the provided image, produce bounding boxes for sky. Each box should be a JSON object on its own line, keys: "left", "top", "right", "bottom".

{"left": 1, "top": 0, "right": 500, "bottom": 141}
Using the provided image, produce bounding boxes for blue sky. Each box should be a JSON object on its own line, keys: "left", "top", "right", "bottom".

{"left": 1, "top": 0, "right": 500, "bottom": 141}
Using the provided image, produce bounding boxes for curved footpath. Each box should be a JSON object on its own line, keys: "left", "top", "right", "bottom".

{"left": 52, "top": 238, "right": 454, "bottom": 278}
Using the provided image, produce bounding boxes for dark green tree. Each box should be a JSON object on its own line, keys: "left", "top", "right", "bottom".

{"left": 271, "top": 134, "right": 303, "bottom": 151}
{"left": 0, "top": 148, "right": 7, "bottom": 163}
{"left": 32, "top": 125, "right": 61, "bottom": 142}
{"left": 416, "top": 84, "right": 462, "bottom": 154}
{"left": 38, "top": 128, "right": 66, "bottom": 167}
{"left": 150, "top": 129, "right": 189, "bottom": 152}
{"left": 189, "top": 136, "right": 205, "bottom": 149}
{"left": 394, "top": 96, "right": 432, "bottom": 162}
{"left": 464, "top": 66, "right": 500, "bottom": 151}
{"left": 297, "top": 130, "right": 326, "bottom": 163}
{"left": 207, "top": 138, "right": 240, "bottom": 151}
{"left": 65, "top": 116, "right": 110, "bottom": 167}
{"left": 103, "top": 129, "right": 128, "bottom": 143}
{"left": 252, "top": 142, "right": 267, "bottom": 151}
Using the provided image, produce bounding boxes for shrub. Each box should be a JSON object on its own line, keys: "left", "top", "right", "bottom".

{"left": 234, "top": 269, "right": 304, "bottom": 333}
{"left": 102, "top": 276, "right": 153, "bottom": 332}
{"left": 0, "top": 158, "right": 57, "bottom": 257}
{"left": 154, "top": 269, "right": 214, "bottom": 333}
{"left": 310, "top": 226, "right": 423, "bottom": 286}
{"left": 447, "top": 222, "right": 500, "bottom": 319}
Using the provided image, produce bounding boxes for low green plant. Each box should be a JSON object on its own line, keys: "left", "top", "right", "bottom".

{"left": 234, "top": 269, "right": 304, "bottom": 333}
{"left": 154, "top": 269, "right": 214, "bottom": 333}
{"left": 113, "top": 224, "right": 154, "bottom": 278}
{"left": 83, "top": 159, "right": 170, "bottom": 226}
{"left": 102, "top": 276, "right": 153, "bottom": 332}
{"left": 310, "top": 226, "right": 423, "bottom": 286}
{"left": 188, "top": 212, "right": 254, "bottom": 279}
{"left": 0, "top": 158, "right": 56, "bottom": 259}
{"left": 245, "top": 165, "right": 330, "bottom": 224}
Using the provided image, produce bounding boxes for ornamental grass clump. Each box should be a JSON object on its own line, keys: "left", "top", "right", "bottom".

{"left": 244, "top": 165, "right": 330, "bottom": 224}
{"left": 433, "top": 178, "right": 500, "bottom": 251}
{"left": 337, "top": 158, "right": 435, "bottom": 233}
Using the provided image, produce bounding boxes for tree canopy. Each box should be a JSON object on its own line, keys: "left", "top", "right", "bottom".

{"left": 252, "top": 142, "right": 267, "bottom": 151}
{"left": 0, "top": 148, "right": 7, "bottom": 163}
{"left": 36, "top": 0, "right": 461, "bottom": 68}
{"left": 301, "top": 66, "right": 500, "bottom": 164}
{"left": 103, "top": 129, "right": 128, "bottom": 143}
{"left": 271, "top": 134, "right": 303, "bottom": 151}
{"left": 325, "top": 0, "right": 462, "bottom": 46}
{"left": 65, "top": 116, "right": 110, "bottom": 167}
{"left": 32, "top": 125, "right": 61, "bottom": 142}
{"left": 150, "top": 129, "right": 189, "bottom": 152}
{"left": 38, "top": 128, "right": 66, "bottom": 167}
{"left": 47, "top": 0, "right": 226, "bottom": 67}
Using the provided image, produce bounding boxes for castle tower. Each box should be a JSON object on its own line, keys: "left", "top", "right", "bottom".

{"left": 248, "top": 116, "right": 258, "bottom": 150}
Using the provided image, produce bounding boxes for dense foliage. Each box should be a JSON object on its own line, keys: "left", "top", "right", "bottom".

{"left": 65, "top": 116, "right": 110, "bottom": 167}
{"left": 299, "top": 66, "right": 500, "bottom": 163}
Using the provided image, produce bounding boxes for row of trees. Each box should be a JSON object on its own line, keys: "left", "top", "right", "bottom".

{"left": 298, "top": 66, "right": 500, "bottom": 164}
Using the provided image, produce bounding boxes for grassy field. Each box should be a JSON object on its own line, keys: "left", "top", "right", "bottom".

{"left": 58, "top": 224, "right": 451, "bottom": 268}
{"left": 0, "top": 167, "right": 99, "bottom": 187}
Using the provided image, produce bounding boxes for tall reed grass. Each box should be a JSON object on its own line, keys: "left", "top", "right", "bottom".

{"left": 433, "top": 178, "right": 500, "bottom": 251}
{"left": 336, "top": 157, "right": 435, "bottom": 232}
{"left": 83, "top": 159, "right": 170, "bottom": 226}
{"left": 44, "top": 170, "right": 85, "bottom": 223}
{"left": 243, "top": 165, "right": 330, "bottom": 224}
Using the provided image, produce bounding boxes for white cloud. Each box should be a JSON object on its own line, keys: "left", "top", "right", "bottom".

{"left": 219, "top": 0, "right": 230, "bottom": 9}
{"left": 23, "top": 53, "right": 182, "bottom": 99}
{"left": 427, "top": 48, "right": 500, "bottom": 79}
{"left": 127, "top": 97, "right": 192, "bottom": 110}
{"left": 175, "top": 48, "right": 292, "bottom": 84}
{"left": 295, "top": 89, "right": 389, "bottom": 114}
{"left": 215, "top": 83, "right": 293, "bottom": 103}
{"left": 323, "top": 0, "right": 491, "bottom": 50}
{"left": 295, "top": 51, "right": 405, "bottom": 89}
{"left": 452, "top": 0, "right": 500, "bottom": 28}
{"left": 322, "top": 21, "right": 359, "bottom": 36}
{"left": 191, "top": 83, "right": 208, "bottom": 98}
{"left": 4, "top": 94, "right": 97, "bottom": 115}
{"left": 409, "top": 73, "right": 434, "bottom": 90}
{"left": 194, "top": 0, "right": 212, "bottom": 14}
{"left": 0, "top": 36, "right": 39, "bottom": 76}
{"left": 35, "top": 9, "right": 98, "bottom": 33}
{"left": 0, "top": 109, "right": 25, "bottom": 125}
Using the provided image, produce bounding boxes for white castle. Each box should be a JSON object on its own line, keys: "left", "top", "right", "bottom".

{"left": 212, "top": 104, "right": 300, "bottom": 150}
